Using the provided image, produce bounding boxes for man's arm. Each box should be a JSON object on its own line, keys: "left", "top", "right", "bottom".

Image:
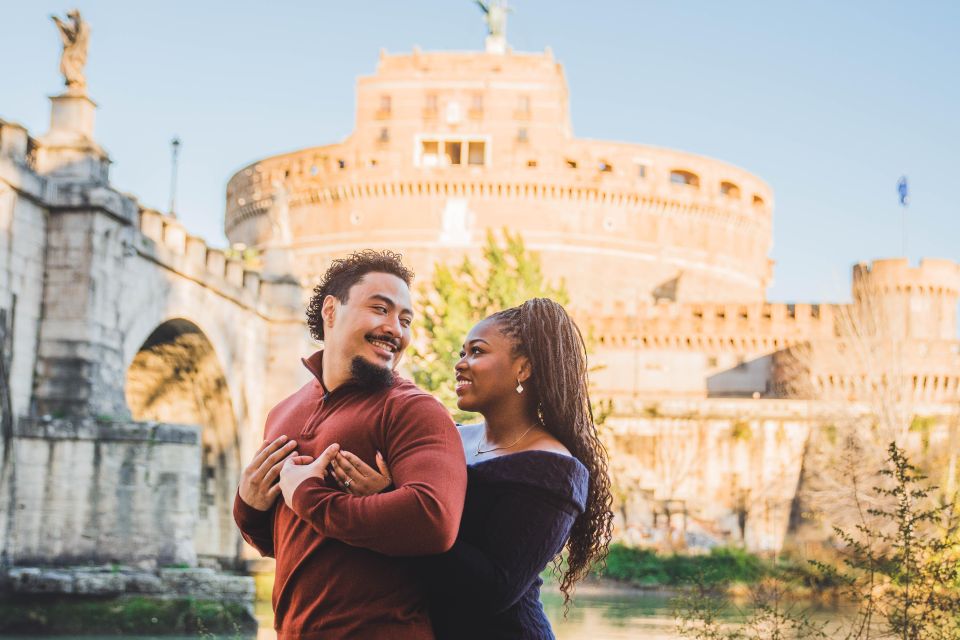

{"left": 288, "top": 394, "right": 467, "bottom": 556}
{"left": 233, "top": 497, "right": 276, "bottom": 558}
{"left": 233, "top": 435, "right": 306, "bottom": 558}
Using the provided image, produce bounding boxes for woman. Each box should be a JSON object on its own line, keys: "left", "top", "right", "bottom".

{"left": 332, "top": 298, "right": 614, "bottom": 639}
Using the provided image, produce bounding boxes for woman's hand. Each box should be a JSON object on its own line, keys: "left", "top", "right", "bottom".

{"left": 332, "top": 450, "right": 392, "bottom": 496}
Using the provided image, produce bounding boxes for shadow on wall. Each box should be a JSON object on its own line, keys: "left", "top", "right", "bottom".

{"left": 707, "top": 354, "right": 773, "bottom": 398}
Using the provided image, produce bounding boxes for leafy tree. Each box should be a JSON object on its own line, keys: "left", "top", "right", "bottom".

{"left": 408, "top": 229, "right": 568, "bottom": 422}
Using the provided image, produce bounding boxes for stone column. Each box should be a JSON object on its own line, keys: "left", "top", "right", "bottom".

{"left": 30, "top": 92, "right": 138, "bottom": 419}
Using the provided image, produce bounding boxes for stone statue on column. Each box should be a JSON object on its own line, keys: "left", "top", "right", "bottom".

{"left": 40, "top": 9, "right": 109, "bottom": 182}
{"left": 51, "top": 10, "right": 89, "bottom": 95}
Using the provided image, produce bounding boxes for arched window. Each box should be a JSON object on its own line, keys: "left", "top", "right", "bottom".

{"left": 752, "top": 194, "right": 765, "bottom": 207}
{"left": 670, "top": 169, "right": 700, "bottom": 188}
{"left": 720, "top": 181, "right": 741, "bottom": 198}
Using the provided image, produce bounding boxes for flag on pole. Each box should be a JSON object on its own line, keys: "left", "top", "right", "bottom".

{"left": 897, "top": 175, "right": 909, "bottom": 207}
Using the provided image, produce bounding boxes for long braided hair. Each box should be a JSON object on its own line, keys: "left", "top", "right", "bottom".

{"left": 488, "top": 298, "right": 614, "bottom": 605}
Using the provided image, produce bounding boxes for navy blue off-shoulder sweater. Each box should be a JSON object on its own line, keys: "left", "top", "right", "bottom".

{"left": 421, "top": 450, "right": 589, "bottom": 640}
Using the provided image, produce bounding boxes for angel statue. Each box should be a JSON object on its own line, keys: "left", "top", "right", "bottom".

{"left": 51, "top": 10, "right": 89, "bottom": 93}
{"left": 475, "top": 1, "right": 511, "bottom": 41}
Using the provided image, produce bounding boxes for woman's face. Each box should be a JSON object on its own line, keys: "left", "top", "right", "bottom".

{"left": 454, "top": 318, "right": 526, "bottom": 413}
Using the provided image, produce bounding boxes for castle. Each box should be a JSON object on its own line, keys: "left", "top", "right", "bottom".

{"left": 0, "top": 11, "right": 957, "bottom": 598}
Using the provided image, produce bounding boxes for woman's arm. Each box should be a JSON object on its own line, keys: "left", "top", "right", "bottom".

{"left": 424, "top": 485, "right": 578, "bottom": 614}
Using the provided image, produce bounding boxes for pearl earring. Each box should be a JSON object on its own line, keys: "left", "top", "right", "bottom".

{"left": 516, "top": 381, "right": 524, "bottom": 394}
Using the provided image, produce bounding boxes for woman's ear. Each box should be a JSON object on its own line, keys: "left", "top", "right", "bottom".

{"left": 321, "top": 294, "right": 338, "bottom": 328}
{"left": 516, "top": 356, "right": 532, "bottom": 384}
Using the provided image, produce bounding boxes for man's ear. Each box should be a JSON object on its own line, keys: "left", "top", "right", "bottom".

{"left": 321, "top": 294, "right": 339, "bottom": 328}
{"left": 516, "top": 356, "right": 532, "bottom": 384}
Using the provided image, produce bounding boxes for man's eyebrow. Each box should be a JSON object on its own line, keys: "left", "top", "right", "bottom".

{"left": 369, "top": 293, "right": 413, "bottom": 316}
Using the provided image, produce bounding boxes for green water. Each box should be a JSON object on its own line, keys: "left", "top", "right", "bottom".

{"left": 8, "top": 590, "right": 852, "bottom": 639}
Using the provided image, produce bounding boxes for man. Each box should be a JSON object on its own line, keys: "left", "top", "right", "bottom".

{"left": 233, "top": 250, "right": 467, "bottom": 640}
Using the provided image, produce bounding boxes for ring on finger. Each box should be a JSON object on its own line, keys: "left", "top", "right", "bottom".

{"left": 343, "top": 478, "right": 352, "bottom": 488}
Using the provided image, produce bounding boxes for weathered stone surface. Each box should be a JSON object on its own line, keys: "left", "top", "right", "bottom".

{"left": 7, "top": 418, "right": 201, "bottom": 567}
{"left": 2, "top": 566, "right": 252, "bottom": 603}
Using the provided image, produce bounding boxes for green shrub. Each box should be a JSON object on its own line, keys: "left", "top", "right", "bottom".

{"left": 593, "top": 544, "right": 767, "bottom": 586}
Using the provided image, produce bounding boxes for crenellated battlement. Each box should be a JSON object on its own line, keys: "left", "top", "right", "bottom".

{"left": 225, "top": 141, "right": 773, "bottom": 237}
{"left": 854, "top": 258, "right": 960, "bottom": 295}
{"left": 136, "top": 208, "right": 297, "bottom": 313}
{"left": 584, "top": 301, "right": 839, "bottom": 353}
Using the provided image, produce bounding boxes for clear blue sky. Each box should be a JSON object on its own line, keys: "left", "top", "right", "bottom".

{"left": 2, "top": 1, "right": 957, "bottom": 304}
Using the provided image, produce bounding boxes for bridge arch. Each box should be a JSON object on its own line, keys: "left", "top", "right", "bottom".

{"left": 124, "top": 317, "right": 243, "bottom": 567}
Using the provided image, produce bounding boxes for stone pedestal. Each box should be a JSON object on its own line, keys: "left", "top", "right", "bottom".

{"left": 36, "top": 93, "right": 109, "bottom": 183}
{"left": 485, "top": 35, "right": 506, "bottom": 54}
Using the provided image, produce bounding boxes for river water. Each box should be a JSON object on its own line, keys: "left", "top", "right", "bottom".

{"left": 9, "top": 588, "right": 851, "bottom": 640}
{"left": 237, "top": 587, "right": 845, "bottom": 640}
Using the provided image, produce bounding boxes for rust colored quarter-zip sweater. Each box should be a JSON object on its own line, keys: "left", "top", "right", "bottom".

{"left": 233, "top": 351, "right": 467, "bottom": 640}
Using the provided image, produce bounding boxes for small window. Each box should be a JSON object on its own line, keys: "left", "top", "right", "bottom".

{"left": 467, "top": 141, "right": 486, "bottom": 166}
{"left": 378, "top": 128, "right": 390, "bottom": 143}
{"left": 517, "top": 94, "right": 531, "bottom": 116}
{"left": 444, "top": 141, "right": 462, "bottom": 165}
{"left": 421, "top": 140, "right": 439, "bottom": 167}
{"left": 517, "top": 128, "right": 529, "bottom": 143}
{"left": 670, "top": 170, "right": 700, "bottom": 188}
{"left": 720, "top": 181, "right": 741, "bottom": 198}
{"left": 565, "top": 159, "right": 578, "bottom": 169}
{"left": 637, "top": 164, "right": 647, "bottom": 179}
{"left": 752, "top": 194, "right": 765, "bottom": 206}
{"left": 707, "top": 356, "right": 718, "bottom": 367}
{"left": 470, "top": 93, "right": 483, "bottom": 118}
{"left": 527, "top": 159, "right": 537, "bottom": 168}
{"left": 424, "top": 94, "right": 438, "bottom": 116}
{"left": 309, "top": 165, "right": 319, "bottom": 176}
{"left": 337, "top": 159, "right": 346, "bottom": 169}
{"left": 599, "top": 160, "right": 613, "bottom": 173}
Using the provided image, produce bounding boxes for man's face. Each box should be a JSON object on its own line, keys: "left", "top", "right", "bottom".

{"left": 323, "top": 272, "right": 413, "bottom": 373}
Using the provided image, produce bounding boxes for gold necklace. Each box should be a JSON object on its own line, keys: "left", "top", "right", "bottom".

{"left": 476, "top": 425, "right": 536, "bottom": 455}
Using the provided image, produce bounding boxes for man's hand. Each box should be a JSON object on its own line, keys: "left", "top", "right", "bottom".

{"left": 280, "top": 443, "right": 341, "bottom": 509}
{"left": 238, "top": 435, "right": 306, "bottom": 511}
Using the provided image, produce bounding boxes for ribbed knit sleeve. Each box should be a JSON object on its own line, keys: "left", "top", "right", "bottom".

{"left": 232, "top": 492, "right": 276, "bottom": 558}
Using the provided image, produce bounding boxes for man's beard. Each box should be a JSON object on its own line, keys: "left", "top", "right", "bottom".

{"left": 349, "top": 355, "right": 396, "bottom": 391}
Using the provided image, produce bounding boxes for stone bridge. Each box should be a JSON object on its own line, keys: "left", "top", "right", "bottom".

{"left": 0, "top": 97, "right": 311, "bottom": 573}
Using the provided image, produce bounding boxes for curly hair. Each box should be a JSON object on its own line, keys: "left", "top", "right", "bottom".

{"left": 488, "top": 298, "right": 614, "bottom": 607}
{"left": 305, "top": 250, "right": 414, "bottom": 341}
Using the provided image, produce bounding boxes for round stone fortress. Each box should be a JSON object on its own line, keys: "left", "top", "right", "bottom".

{"left": 225, "top": 48, "right": 774, "bottom": 305}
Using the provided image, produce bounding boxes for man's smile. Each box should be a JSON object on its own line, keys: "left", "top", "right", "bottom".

{"left": 367, "top": 334, "right": 399, "bottom": 355}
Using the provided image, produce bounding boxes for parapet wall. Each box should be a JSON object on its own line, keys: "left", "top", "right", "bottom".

{"left": 137, "top": 208, "right": 301, "bottom": 315}
{"left": 854, "top": 258, "right": 960, "bottom": 295}
{"left": 586, "top": 301, "right": 838, "bottom": 353}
